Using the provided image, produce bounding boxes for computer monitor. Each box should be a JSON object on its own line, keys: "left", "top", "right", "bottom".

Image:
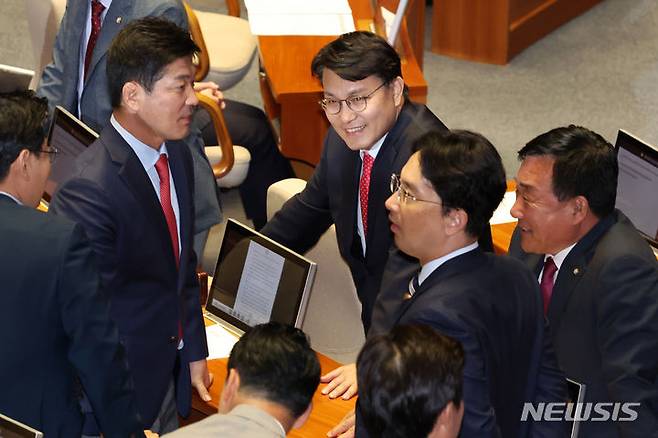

{"left": 45, "top": 106, "right": 98, "bottom": 201}
{"left": 614, "top": 129, "right": 658, "bottom": 247}
{"left": 206, "top": 219, "right": 316, "bottom": 336}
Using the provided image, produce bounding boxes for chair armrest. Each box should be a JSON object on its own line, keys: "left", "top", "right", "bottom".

{"left": 196, "top": 92, "right": 235, "bottom": 179}
{"left": 226, "top": 0, "right": 240, "bottom": 17}
{"left": 183, "top": 1, "right": 210, "bottom": 82}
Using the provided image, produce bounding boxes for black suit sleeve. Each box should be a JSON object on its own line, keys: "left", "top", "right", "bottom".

{"left": 261, "top": 135, "right": 334, "bottom": 253}
{"left": 59, "top": 224, "right": 144, "bottom": 437}
{"left": 597, "top": 254, "right": 658, "bottom": 436}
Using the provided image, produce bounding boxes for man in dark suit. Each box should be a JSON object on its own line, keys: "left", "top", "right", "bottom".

{"left": 0, "top": 90, "right": 143, "bottom": 437}
{"left": 263, "top": 31, "right": 475, "bottom": 334}
{"left": 357, "top": 131, "right": 567, "bottom": 438}
{"left": 509, "top": 126, "right": 658, "bottom": 438}
{"left": 38, "top": 0, "right": 292, "bottom": 253}
{"left": 50, "top": 18, "right": 211, "bottom": 435}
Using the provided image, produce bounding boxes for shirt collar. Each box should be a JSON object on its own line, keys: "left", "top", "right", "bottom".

{"left": 360, "top": 132, "right": 388, "bottom": 161}
{"left": 0, "top": 191, "right": 22, "bottom": 205}
{"left": 545, "top": 242, "right": 577, "bottom": 273}
{"left": 110, "top": 115, "right": 167, "bottom": 170}
{"left": 419, "top": 241, "right": 479, "bottom": 285}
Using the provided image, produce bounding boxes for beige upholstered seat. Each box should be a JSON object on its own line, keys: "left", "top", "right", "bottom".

{"left": 267, "top": 178, "right": 365, "bottom": 364}
{"left": 183, "top": 1, "right": 257, "bottom": 91}
{"left": 25, "top": 0, "right": 66, "bottom": 88}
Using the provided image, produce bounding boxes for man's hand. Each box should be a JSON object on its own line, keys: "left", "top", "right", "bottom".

{"left": 321, "top": 363, "right": 357, "bottom": 400}
{"left": 194, "top": 81, "right": 225, "bottom": 109}
{"left": 327, "top": 408, "right": 355, "bottom": 438}
{"left": 190, "top": 358, "right": 214, "bottom": 402}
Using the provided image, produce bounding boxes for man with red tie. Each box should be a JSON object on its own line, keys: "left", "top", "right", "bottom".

{"left": 509, "top": 125, "right": 658, "bottom": 438}
{"left": 50, "top": 18, "right": 211, "bottom": 435}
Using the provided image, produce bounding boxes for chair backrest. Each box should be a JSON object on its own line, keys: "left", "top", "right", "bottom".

{"left": 25, "top": 0, "right": 66, "bottom": 89}
{"left": 267, "top": 179, "right": 365, "bottom": 363}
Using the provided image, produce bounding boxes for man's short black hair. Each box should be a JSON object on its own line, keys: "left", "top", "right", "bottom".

{"left": 413, "top": 130, "right": 507, "bottom": 237}
{"left": 357, "top": 324, "right": 464, "bottom": 438}
{"left": 518, "top": 125, "right": 618, "bottom": 218}
{"left": 311, "top": 31, "right": 404, "bottom": 88}
{"left": 227, "top": 322, "right": 320, "bottom": 418}
{"left": 0, "top": 90, "right": 48, "bottom": 180}
{"left": 107, "top": 16, "right": 199, "bottom": 108}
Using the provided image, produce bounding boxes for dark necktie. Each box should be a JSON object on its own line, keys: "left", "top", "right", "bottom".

{"left": 539, "top": 257, "right": 557, "bottom": 315}
{"left": 405, "top": 272, "right": 420, "bottom": 299}
{"left": 84, "top": 0, "right": 105, "bottom": 80}
{"left": 155, "top": 154, "right": 179, "bottom": 268}
{"left": 359, "top": 153, "right": 374, "bottom": 236}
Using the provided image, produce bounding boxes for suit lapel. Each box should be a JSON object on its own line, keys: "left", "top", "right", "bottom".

{"left": 167, "top": 141, "right": 193, "bottom": 288}
{"left": 102, "top": 125, "right": 178, "bottom": 270}
{"left": 338, "top": 149, "right": 361, "bottom": 257}
{"left": 393, "top": 249, "right": 485, "bottom": 326}
{"left": 86, "top": 0, "right": 131, "bottom": 85}
{"left": 548, "top": 214, "right": 615, "bottom": 328}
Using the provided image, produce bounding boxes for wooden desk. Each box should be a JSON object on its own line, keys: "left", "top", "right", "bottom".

{"left": 187, "top": 352, "right": 355, "bottom": 437}
{"left": 258, "top": 0, "right": 427, "bottom": 166}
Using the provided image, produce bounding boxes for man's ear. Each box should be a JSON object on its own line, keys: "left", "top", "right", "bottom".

{"left": 391, "top": 76, "right": 405, "bottom": 107}
{"left": 428, "top": 401, "right": 464, "bottom": 438}
{"left": 444, "top": 209, "right": 468, "bottom": 236}
{"left": 121, "top": 81, "right": 142, "bottom": 113}
{"left": 291, "top": 402, "right": 313, "bottom": 430}
{"left": 218, "top": 368, "right": 240, "bottom": 414}
{"left": 13, "top": 149, "right": 32, "bottom": 179}
{"left": 571, "top": 195, "right": 590, "bottom": 223}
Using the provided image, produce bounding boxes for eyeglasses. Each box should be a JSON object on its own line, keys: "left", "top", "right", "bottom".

{"left": 390, "top": 173, "right": 445, "bottom": 206}
{"left": 39, "top": 147, "right": 59, "bottom": 164}
{"left": 319, "top": 82, "right": 387, "bottom": 115}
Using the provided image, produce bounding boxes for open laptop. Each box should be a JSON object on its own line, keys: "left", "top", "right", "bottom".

{"left": 205, "top": 219, "right": 316, "bottom": 339}
{"left": 614, "top": 130, "right": 658, "bottom": 252}
{"left": 0, "top": 413, "right": 43, "bottom": 438}
{"left": 44, "top": 106, "right": 98, "bottom": 201}
{"left": 0, "top": 64, "right": 33, "bottom": 93}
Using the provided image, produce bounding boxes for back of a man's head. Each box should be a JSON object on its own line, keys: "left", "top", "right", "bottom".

{"left": 413, "top": 130, "right": 507, "bottom": 238}
{"left": 226, "top": 322, "right": 320, "bottom": 420}
{"left": 0, "top": 90, "right": 48, "bottom": 182}
{"left": 357, "top": 324, "right": 465, "bottom": 438}
{"left": 518, "top": 125, "right": 618, "bottom": 219}
{"left": 106, "top": 16, "right": 199, "bottom": 108}
{"left": 311, "top": 31, "right": 402, "bottom": 85}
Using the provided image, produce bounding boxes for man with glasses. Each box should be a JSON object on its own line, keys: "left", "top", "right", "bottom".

{"left": 354, "top": 130, "right": 567, "bottom": 438}
{"left": 0, "top": 91, "right": 144, "bottom": 436}
{"left": 262, "top": 31, "right": 458, "bottom": 335}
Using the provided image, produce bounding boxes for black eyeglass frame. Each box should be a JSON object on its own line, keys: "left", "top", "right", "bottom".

{"left": 318, "top": 82, "right": 387, "bottom": 115}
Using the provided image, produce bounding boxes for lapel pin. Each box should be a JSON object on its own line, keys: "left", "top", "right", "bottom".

{"left": 573, "top": 268, "right": 580, "bottom": 275}
{"left": 116, "top": 16, "right": 122, "bottom": 24}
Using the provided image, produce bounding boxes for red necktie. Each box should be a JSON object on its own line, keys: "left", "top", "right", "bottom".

{"left": 84, "top": 0, "right": 105, "bottom": 80}
{"left": 359, "top": 153, "right": 374, "bottom": 236}
{"left": 155, "top": 154, "right": 179, "bottom": 268}
{"left": 539, "top": 257, "right": 557, "bottom": 315}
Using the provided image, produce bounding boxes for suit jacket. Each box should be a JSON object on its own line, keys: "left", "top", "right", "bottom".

{"left": 49, "top": 124, "right": 208, "bottom": 426}
{"left": 263, "top": 102, "right": 470, "bottom": 331}
{"left": 509, "top": 210, "right": 658, "bottom": 438}
{"left": 164, "top": 404, "right": 286, "bottom": 438}
{"left": 0, "top": 194, "right": 143, "bottom": 437}
{"left": 37, "top": 0, "right": 221, "bottom": 233}
{"left": 366, "top": 248, "right": 568, "bottom": 438}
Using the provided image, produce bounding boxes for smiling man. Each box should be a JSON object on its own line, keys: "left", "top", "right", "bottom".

{"left": 261, "top": 31, "right": 452, "bottom": 335}
{"left": 364, "top": 130, "right": 567, "bottom": 438}
{"left": 509, "top": 126, "right": 658, "bottom": 438}
{"left": 50, "top": 18, "right": 211, "bottom": 435}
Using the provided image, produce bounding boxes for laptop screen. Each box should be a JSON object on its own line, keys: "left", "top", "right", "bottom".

{"left": 614, "top": 130, "right": 658, "bottom": 246}
{"left": 206, "top": 219, "right": 316, "bottom": 335}
{"left": 45, "top": 106, "right": 98, "bottom": 201}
